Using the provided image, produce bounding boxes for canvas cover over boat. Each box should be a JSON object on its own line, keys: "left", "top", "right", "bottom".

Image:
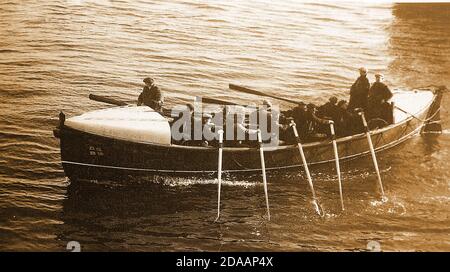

{"left": 391, "top": 89, "right": 434, "bottom": 123}
{"left": 65, "top": 106, "right": 171, "bottom": 145}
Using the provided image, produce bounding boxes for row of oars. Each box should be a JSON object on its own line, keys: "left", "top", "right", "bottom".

{"left": 87, "top": 86, "right": 387, "bottom": 221}
{"left": 214, "top": 84, "right": 387, "bottom": 221}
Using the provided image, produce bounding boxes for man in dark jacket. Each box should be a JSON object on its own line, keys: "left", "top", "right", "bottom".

{"left": 137, "top": 77, "right": 164, "bottom": 111}
{"left": 348, "top": 67, "right": 370, "bottom": 111}
{"left": 283, "top": 102, "right": 308, "bottom": 142}
{"left": 367, "top": 73, "right": 393, "bottom": 124}
{"left": 368, "top": 73, "right": 393, "bottom": 102}
{"left": 317, "top": 96, "right": 339, "bottom": 122}
{"left": 335, "top": 100, "right": 361, "bottom": 136}
{"left": 305, "top": 103, "right": 330, "bottom": 141}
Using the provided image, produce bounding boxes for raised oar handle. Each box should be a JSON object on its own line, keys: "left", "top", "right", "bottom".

{"left": 229, "top": 84, "right": 302, "bottom": 105}
{"left": 202, "top": 97, "right": 239, "bottom": 106}
{"left": 89, "top": 94, "right": 128, "bottom": 106}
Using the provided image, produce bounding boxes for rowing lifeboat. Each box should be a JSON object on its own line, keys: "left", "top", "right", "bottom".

{"left": 53, "top": 88, "right": 444, "bottom": 181}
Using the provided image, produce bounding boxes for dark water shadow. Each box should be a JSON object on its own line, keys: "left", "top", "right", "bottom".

{"left": 388, "top": 3, "right": 450, "bottom": 88}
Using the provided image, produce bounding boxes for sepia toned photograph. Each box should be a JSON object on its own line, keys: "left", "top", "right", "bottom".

{"left": 0, "top": 0, "right": 449, "bottom": 256}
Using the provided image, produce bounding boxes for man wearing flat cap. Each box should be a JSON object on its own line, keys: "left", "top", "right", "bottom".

{"left": 368, "top": 73, "right": 392, "bottom": 101}
{"left": 367, "top": 73, "right": 393, "bottom": 124}
{"left": 137, "top": 77, "right": 164, "bottom": 112}
{"left": 348, "top": 67, "right": 370, "bottom": 111}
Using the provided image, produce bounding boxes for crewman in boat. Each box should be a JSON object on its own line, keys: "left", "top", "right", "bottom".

{"left": 238, "top": 113, "right": 259, "bottom": 147}
{"left": 348, "top": 67, "right": 370, "bottom": 111}
{"left": 291, "top": 102, "right": 308, "bottom": 141}
{"left": 172, "top": 103, "right": 195, "bottom": 145}
{"left": 279, "top": 103, "right": 305, "bottom": 143}
{"left": 317, "top": 96, "right": 339, "bottom": 123}
{"left": 367, "top": 73, "right": 394, "bottom": 125}
{"left": 201, "top": 113, "right": 215, "bottom": 147}
{"left": 335, "top": 100, "right": 355, "bottom": 136}
{"left": 137, "top": 77, "right": 164, "bottom": 112}
{"left": 305, "top": 103, "right": 330, "bottom": 141}
{"left": 281, "top": 102, "right": 322, "bottom": 142}
{"left": 223, "top": 108, "right": 258, "bottom": 147}
{"left": 258, "top": 99, "right": 283, "bottom": 146}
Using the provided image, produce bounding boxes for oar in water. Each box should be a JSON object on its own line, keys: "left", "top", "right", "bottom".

{"left": 257, "top": 129, "right": 270, "bottom": 221}
{"left": 358, "top": 111, "right": 386, "bottom": 198}
{"left": 290, "top": 120, "right": 322, "bottom": 216}
{"left": 214, "top": 129, "right": 225, "bottom": 222}
{"left": 229, "top": 84, "right": 303, "bottom": 105}
{"left": 329, "top": 121, "right": 345, "bottom": 211}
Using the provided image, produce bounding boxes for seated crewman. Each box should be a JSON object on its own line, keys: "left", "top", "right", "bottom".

{"left": 317, "top": 96, "right": 339, "bottom": 122}
{"left": 137, "top": 77, "right": 164, "bottom": 112}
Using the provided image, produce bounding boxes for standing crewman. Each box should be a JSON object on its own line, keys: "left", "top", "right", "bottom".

{"left": 348, "top": 67, "right": 370, "bottom": 111}
{"left": 367, "top": 73, "right": 393, "bottom": 124}
{"left": 137, "top": 77, "right": 164, "bottom": 112}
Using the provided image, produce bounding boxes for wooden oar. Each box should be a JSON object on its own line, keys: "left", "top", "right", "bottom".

{"left": 202, "top": 97, "right": 239, "bottom": 106}
{"left": 257, "top": 129, "right": 270, "bottom": 221}
{"left": 329, "top": 121, "right": 345, "bottom": 211}
{"left": 89, "top": 94, "right": 128, "bottom": 106}
{"left": 290, "top": 120, "right": 322, "bottom": 216}
{"left": 89, "top": 94, "right": 173, "bottom": 116}
{"left": 358, "top": 112, "right": 386, "bottom": 198}
{"left": 229, "top": 84, "right": 303, "bottom": 105}
{"left": 89, "top": 94, "right": 243, "bottom": 117}
{"left": 214, "top": 129, "right": 225, "bottom": 222}
{"left": 90, "top": 93, "right": 237, "bottom": 107}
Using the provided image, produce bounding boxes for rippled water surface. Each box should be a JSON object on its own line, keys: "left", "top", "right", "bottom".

{"left": 0, "top": 1, "right": 449, "bottom": 251}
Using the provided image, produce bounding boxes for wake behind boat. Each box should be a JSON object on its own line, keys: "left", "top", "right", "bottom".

{"left": 53, "top": 87, "right": 443, "bottom": 181}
